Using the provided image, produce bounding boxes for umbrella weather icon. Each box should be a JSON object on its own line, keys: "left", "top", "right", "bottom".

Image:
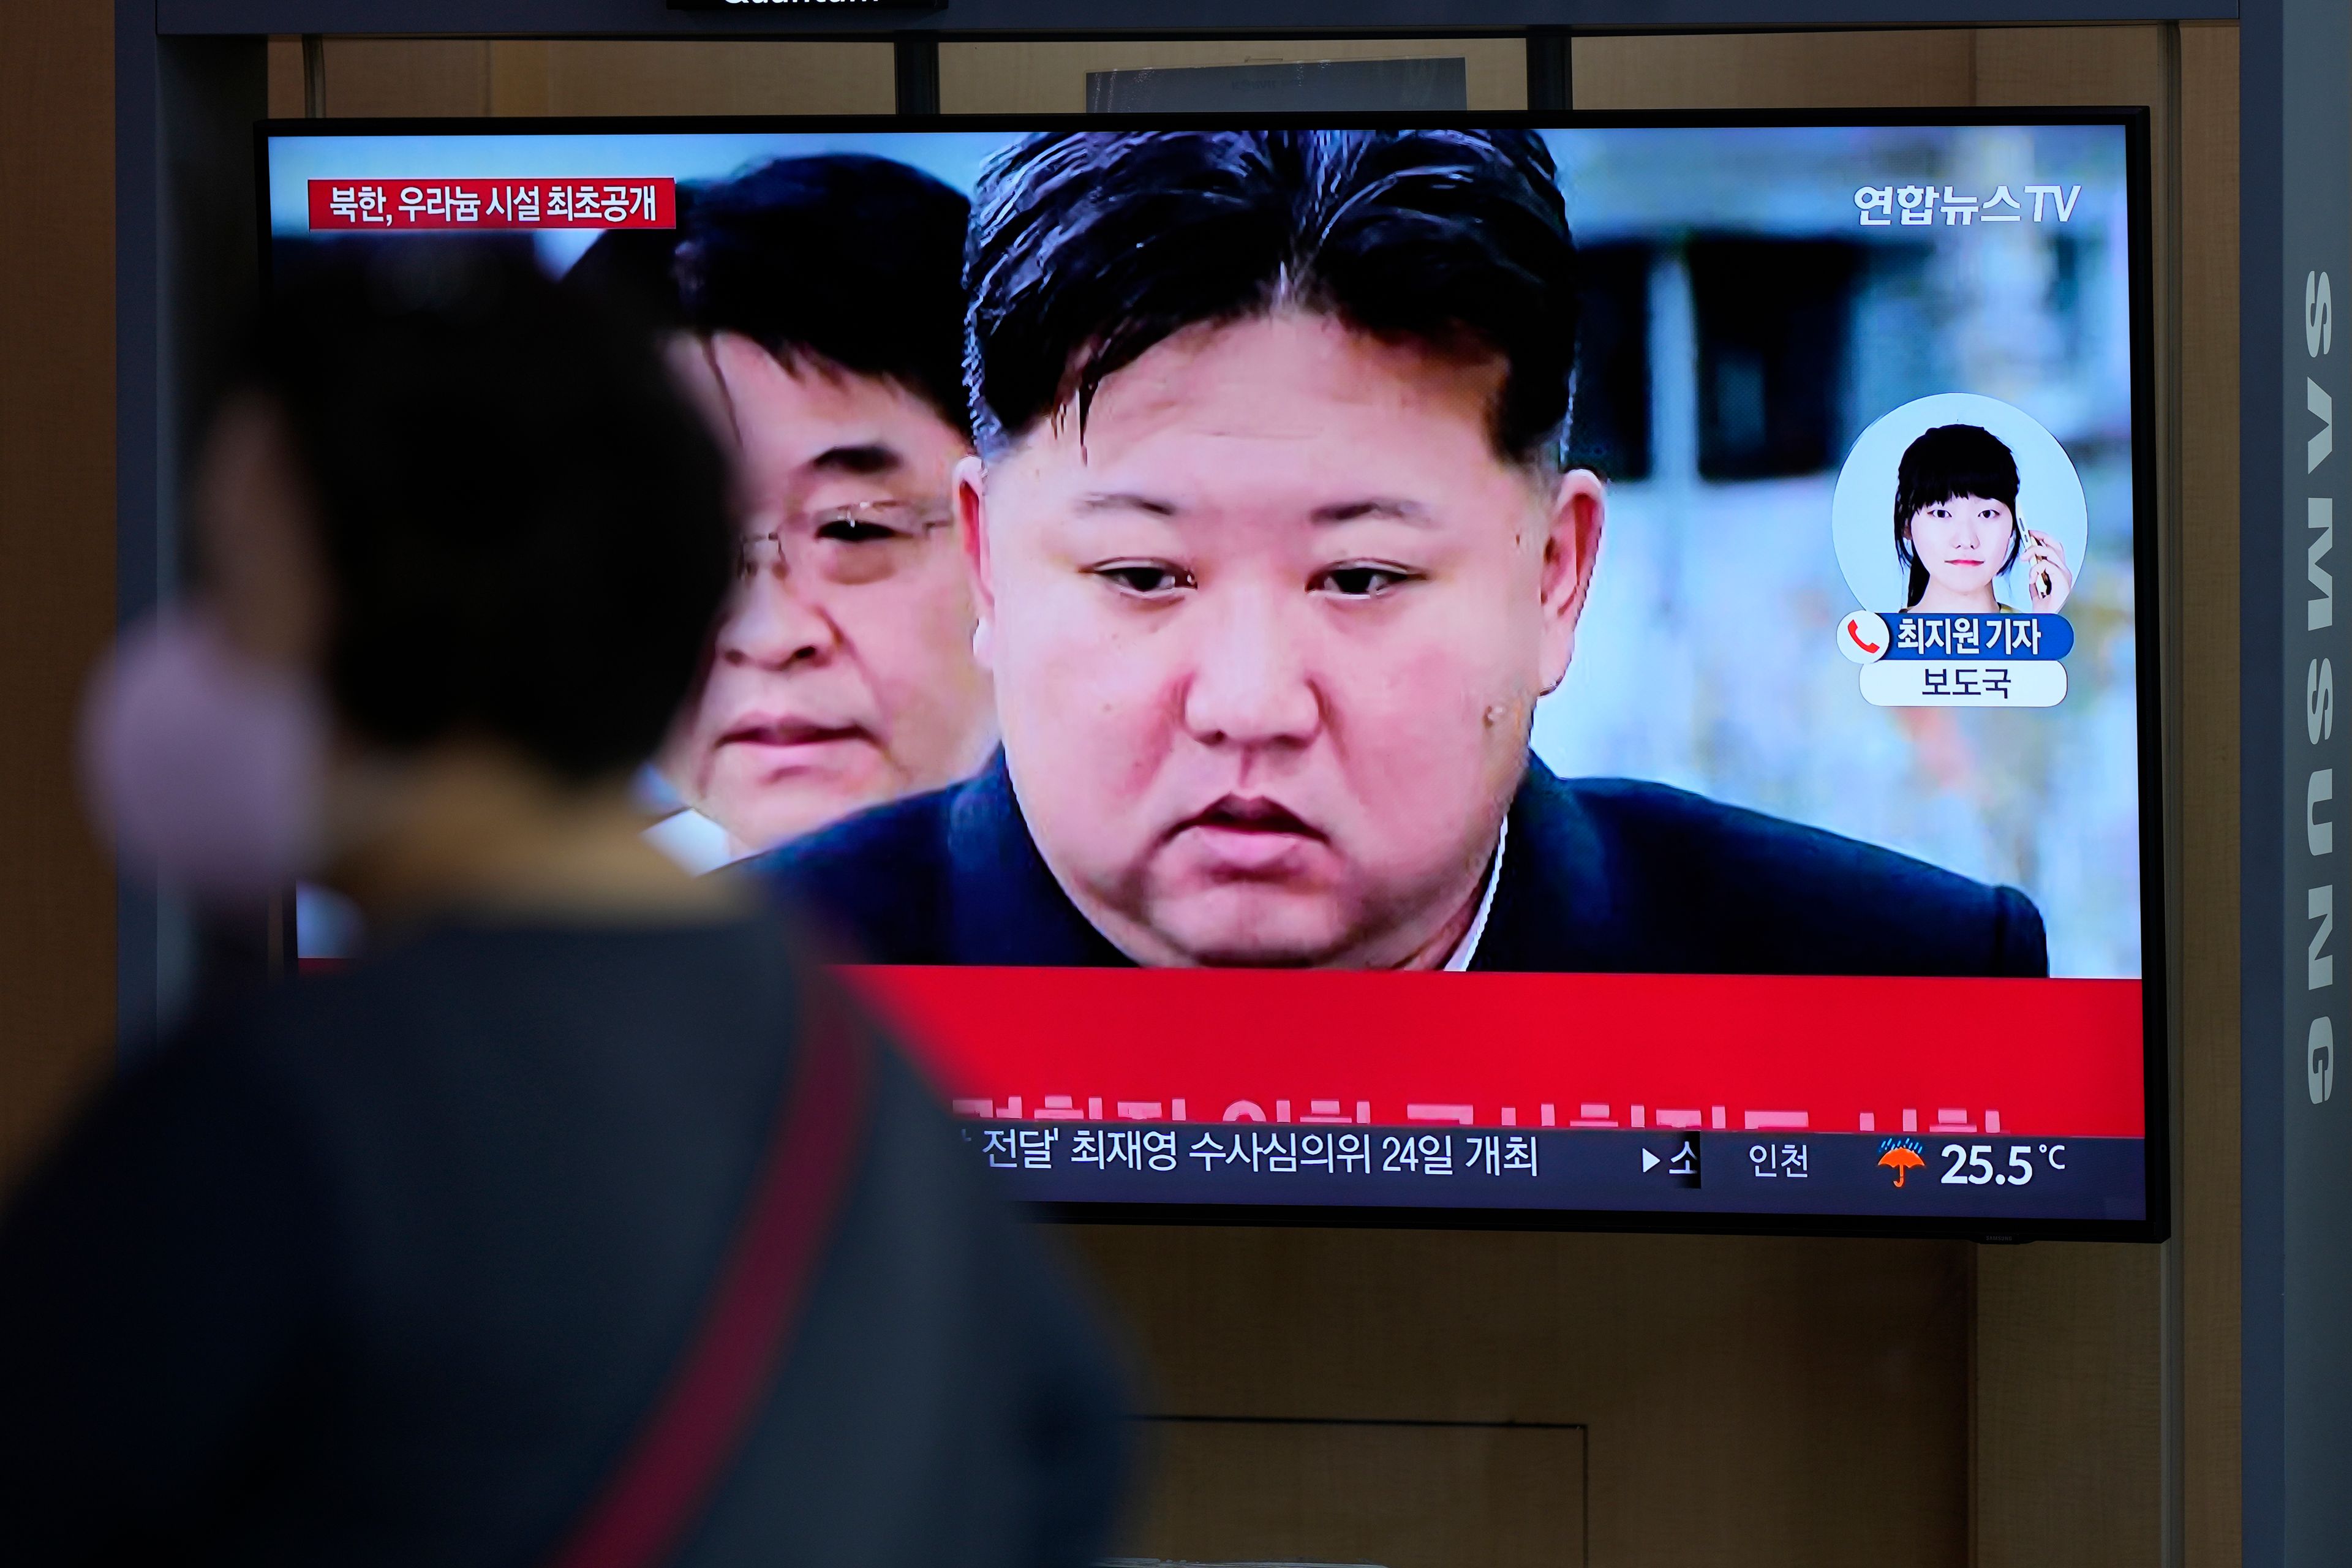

{"left": 1877, "top": 1137, "right": 1928, "bottom": 1188}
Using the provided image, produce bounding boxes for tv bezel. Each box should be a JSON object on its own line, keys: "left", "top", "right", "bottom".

{"left": 256, "top": 108, "right": 2166, "bottom": 1244}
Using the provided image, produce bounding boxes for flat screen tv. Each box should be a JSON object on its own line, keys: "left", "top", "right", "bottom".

{"left": 262, "top": 112, "right": 2162, "bottom": 1239}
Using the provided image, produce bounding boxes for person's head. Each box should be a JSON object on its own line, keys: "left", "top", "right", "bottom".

{"left": 84, "top": 239, "right": 735, "bottom": 903}
{"left": 1894, "top": 424, "right": 2022, "bottom": 609}
{"left": 959, "top": 130, "right": 1605, "bottom": 968}
{"left": 660, "top": 155, "right": 996, "bottom": 853}
{"left": 562, "top": 198, "right": 697, "bottom": 335}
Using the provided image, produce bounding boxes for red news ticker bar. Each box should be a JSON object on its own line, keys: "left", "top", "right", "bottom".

{"left": 838, "top": 968, "right": 2147, "bottom": 1139}
{"left": 306, "top": 178, "right": 676, "bottom": 231}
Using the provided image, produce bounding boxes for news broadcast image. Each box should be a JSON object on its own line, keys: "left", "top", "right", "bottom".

{"left": 268, "top": 119, "right": 2154, "bottom": 1232}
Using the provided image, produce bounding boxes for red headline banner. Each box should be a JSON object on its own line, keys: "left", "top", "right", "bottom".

{"left": 839, "top": 968, "right": 2147, "bottom": 1139}
{"left": 306, "top": 178, "right": 676, "bottom": 231}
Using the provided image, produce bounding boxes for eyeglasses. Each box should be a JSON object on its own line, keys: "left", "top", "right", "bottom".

{"left": 736, "top": 500, "right": 956, "bottom": 586}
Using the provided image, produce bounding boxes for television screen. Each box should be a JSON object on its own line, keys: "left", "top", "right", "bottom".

{"left": 263, "top": 114, "right": 2160, "bottom": 1237}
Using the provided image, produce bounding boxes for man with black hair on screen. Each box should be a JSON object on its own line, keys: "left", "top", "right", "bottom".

{"left": 597, "top": 156, "right": 998, "bottom": 871}
{"left": 758, "top": 129, "right": 2049, "bottom": 976}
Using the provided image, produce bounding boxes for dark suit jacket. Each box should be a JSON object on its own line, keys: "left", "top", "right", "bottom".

{"left": 752, "top": 752, "right": 2048, "bottom": 976}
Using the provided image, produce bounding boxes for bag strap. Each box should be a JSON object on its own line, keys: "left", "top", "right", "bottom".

{"left": 548, "top": 972, "right": 872, "bottom": 1568}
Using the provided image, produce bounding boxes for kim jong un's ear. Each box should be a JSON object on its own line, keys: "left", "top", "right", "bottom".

{"left": 1537, "top": 466, "right": 1607, "bottom": 695}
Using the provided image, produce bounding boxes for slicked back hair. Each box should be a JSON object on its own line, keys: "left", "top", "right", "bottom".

{"left": 963, "top": 129, "right": 1580, "bottom": 467}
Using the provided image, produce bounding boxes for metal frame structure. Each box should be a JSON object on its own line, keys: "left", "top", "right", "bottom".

{"left": 2236, "top": 4, "right": 2348, "bottom": 1564}
{"left": 113, "top": 2, "right": 2343, "bottom": 1559}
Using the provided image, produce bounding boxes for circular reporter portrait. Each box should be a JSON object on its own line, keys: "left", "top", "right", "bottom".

{"left": 1831, "top": 393, "right": 2089, "bottom": 614}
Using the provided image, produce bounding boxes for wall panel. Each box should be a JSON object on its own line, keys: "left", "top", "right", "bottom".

{"left": 0, "top": 0, "right": 119, "bottom": 1190}
{"left": 267, "top": 35, "right": 304, "bottom": 118}
{"left": 486, "top": 41, "right": 892, "bottom": 117}
{"left": 1972, "top": 1242, "right": 2165, "bottom": 1565}
{"left": 938, "top": 37, "right": 1528, "bottom": 114}
{"left": 1574, "top": 29, "right": 1977, "bottom": 108}
{"left": 1075, "top": 1226, "right": 1970, "bottom": 1568}
{"left": 319, "top": 37, "right": 491, "bottom": 118}
{"left": 311, "top": 38, "right": 893, "bottom": 121}
{"left": 1123, "top": 1415, "right": 1589, "bottom": 1568}
{"left": 2176, "top": 23, "right": 2242, "bottom": 1568}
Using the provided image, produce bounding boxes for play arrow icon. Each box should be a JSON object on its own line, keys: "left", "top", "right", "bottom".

{"left": 1642, "top": 1148, "right": 1660, "bottom": 1173}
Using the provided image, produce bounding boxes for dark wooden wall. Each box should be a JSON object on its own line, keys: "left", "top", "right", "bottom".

{"left": 0, "top": 2, "right": 119, "bottom": 1188}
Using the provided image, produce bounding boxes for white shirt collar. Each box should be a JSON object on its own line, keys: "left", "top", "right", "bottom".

{"left": 643, "top": 807, "right": 749, "bottom": 876}
{"left": 1441, "top": 816, "right": 1509, "bottom": 972}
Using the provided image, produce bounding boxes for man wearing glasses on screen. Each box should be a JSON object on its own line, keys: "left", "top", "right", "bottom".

{"left": 626, "top": 156, "right": 997, "bottom": 870}
{"left": 755, "top": 129, "right": 2048, "bottom": 976}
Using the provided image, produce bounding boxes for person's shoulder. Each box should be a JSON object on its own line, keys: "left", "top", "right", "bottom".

{"left": 753, "top": 784, "right": 957, "bottom": 885}
{"left": 1550, "top": 775, "right": 1966, "bottom": 891}
{"left": 744, "top": 784, "right": 962, "bottom": 963}
{"left": 1521, "top": 771, "right": 2048, "bottom": 975}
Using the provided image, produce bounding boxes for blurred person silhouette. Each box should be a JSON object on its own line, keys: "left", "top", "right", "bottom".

{"left": 0, "top": 243, "right": 1126, "bottom": 1568}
